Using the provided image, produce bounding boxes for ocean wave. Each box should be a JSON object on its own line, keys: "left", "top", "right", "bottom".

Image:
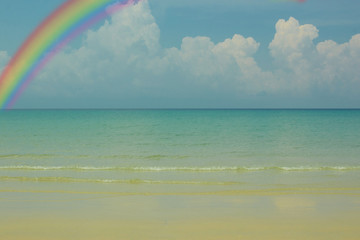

{"left": 0, "top": 176, "right": 239, "bottom": 185}
{"left": 0, "top": 154, "right": 57, "bottom": 159}
{"left": 0, "top": 154, "right": 190, "bottom": 161}
{"left": 1, "top": 187, "right": 360, "bottom": 197}
{"left": 0, "top": 165, "right": 360, "bottom": 172}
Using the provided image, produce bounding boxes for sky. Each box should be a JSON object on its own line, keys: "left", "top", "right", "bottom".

{"left": 0, "top": 0, "right": 360, "bottom": 109}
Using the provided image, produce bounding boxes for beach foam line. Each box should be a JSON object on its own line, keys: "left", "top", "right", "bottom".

{"left": 1, "top": 187, "right": 360, "bottom": 197}
{"left": 1, "top": 165, "right": 360, "bottom": 172}
{"left": 0, "top": 176, "right": 240, "bottom": 185}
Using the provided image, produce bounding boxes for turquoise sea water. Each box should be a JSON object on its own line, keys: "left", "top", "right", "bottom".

{"left": 0, "top": 109, "right": 360, "bottom": 192}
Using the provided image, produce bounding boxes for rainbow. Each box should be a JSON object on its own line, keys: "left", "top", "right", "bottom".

{"left": 0, "top": 0, "right": 140, "bottom": 109}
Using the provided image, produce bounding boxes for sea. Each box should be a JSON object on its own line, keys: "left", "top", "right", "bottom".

{"left": 1, "top": 109, "right": 360, "bottom": 239}
{"left": 0, "top": 109, "right": 360, "bottom": 193}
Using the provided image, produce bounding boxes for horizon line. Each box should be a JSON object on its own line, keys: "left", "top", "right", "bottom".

{"left": 4, "top": 108, "right": 360, "bottom": 111}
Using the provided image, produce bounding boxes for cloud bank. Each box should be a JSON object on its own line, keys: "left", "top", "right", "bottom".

{"left": 6, "top": 0, "right": 360, "bottom": 108}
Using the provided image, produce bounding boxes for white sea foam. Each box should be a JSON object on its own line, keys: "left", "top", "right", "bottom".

{"left": 1, "top": 165, "right": 359, "bottom": 172}
{"left": 0, "top": 176, "right": 239, "bottom": 185}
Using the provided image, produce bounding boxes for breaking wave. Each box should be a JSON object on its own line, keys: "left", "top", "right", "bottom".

{"left": 0, "top": 176, "right": 239, "bottom": 185}
{"left": 1, "top": 165, "right": 359, "bottom": 172}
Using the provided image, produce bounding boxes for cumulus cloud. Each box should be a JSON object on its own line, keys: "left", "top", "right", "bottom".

{"left": 270, "top": 17, "right": 318, "bottom": 73}
{"left": 32, "top": 0, "right": 161, "bottom": 98}
{"left": 162, "top": 34, "right": 266, "bottom": 91}
{"left": 316, "top": 34, "right": 360, "bottom": 91}
{"left": 269, "top": 17, "right": 360, "bottom": 94}
{"left": 23, "top": 0, "right": 360, "bottom": 107}
{"left": 32, "top": 1, "right": 267, "bottom": 98}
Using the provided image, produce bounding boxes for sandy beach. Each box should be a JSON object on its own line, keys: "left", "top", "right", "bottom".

{"left": 1, "top": 183, "right": 360, "bottom": 240}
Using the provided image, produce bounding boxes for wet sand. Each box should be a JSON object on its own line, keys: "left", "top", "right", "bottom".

{"left": 1, "top": 186, "right": 360, "bottom": 240}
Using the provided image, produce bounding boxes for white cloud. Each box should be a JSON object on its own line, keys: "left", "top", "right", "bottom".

{"left": 269, "top": 17, "right": 318, "bottom": 70}
{"left": 32, "top": 1, "right": 267, "bottom": 97}
{"left": 268, "top": 17, "right": 360, "bottom": 94}
{"left": 32, "top": 0, "right": 160, "bottom": 97}
{"left": 316, "top": 34, "right": 360, "bottom": 90}
{"left": 22, "top": 1, "right": 360, "bottom": 107}
{"left": 162, "top": 34, "right": 264, "bottom": 90}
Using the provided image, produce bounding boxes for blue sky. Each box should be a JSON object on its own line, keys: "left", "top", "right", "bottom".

{"left": 0, "top": 0, "right": 360, "bottom": 108}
